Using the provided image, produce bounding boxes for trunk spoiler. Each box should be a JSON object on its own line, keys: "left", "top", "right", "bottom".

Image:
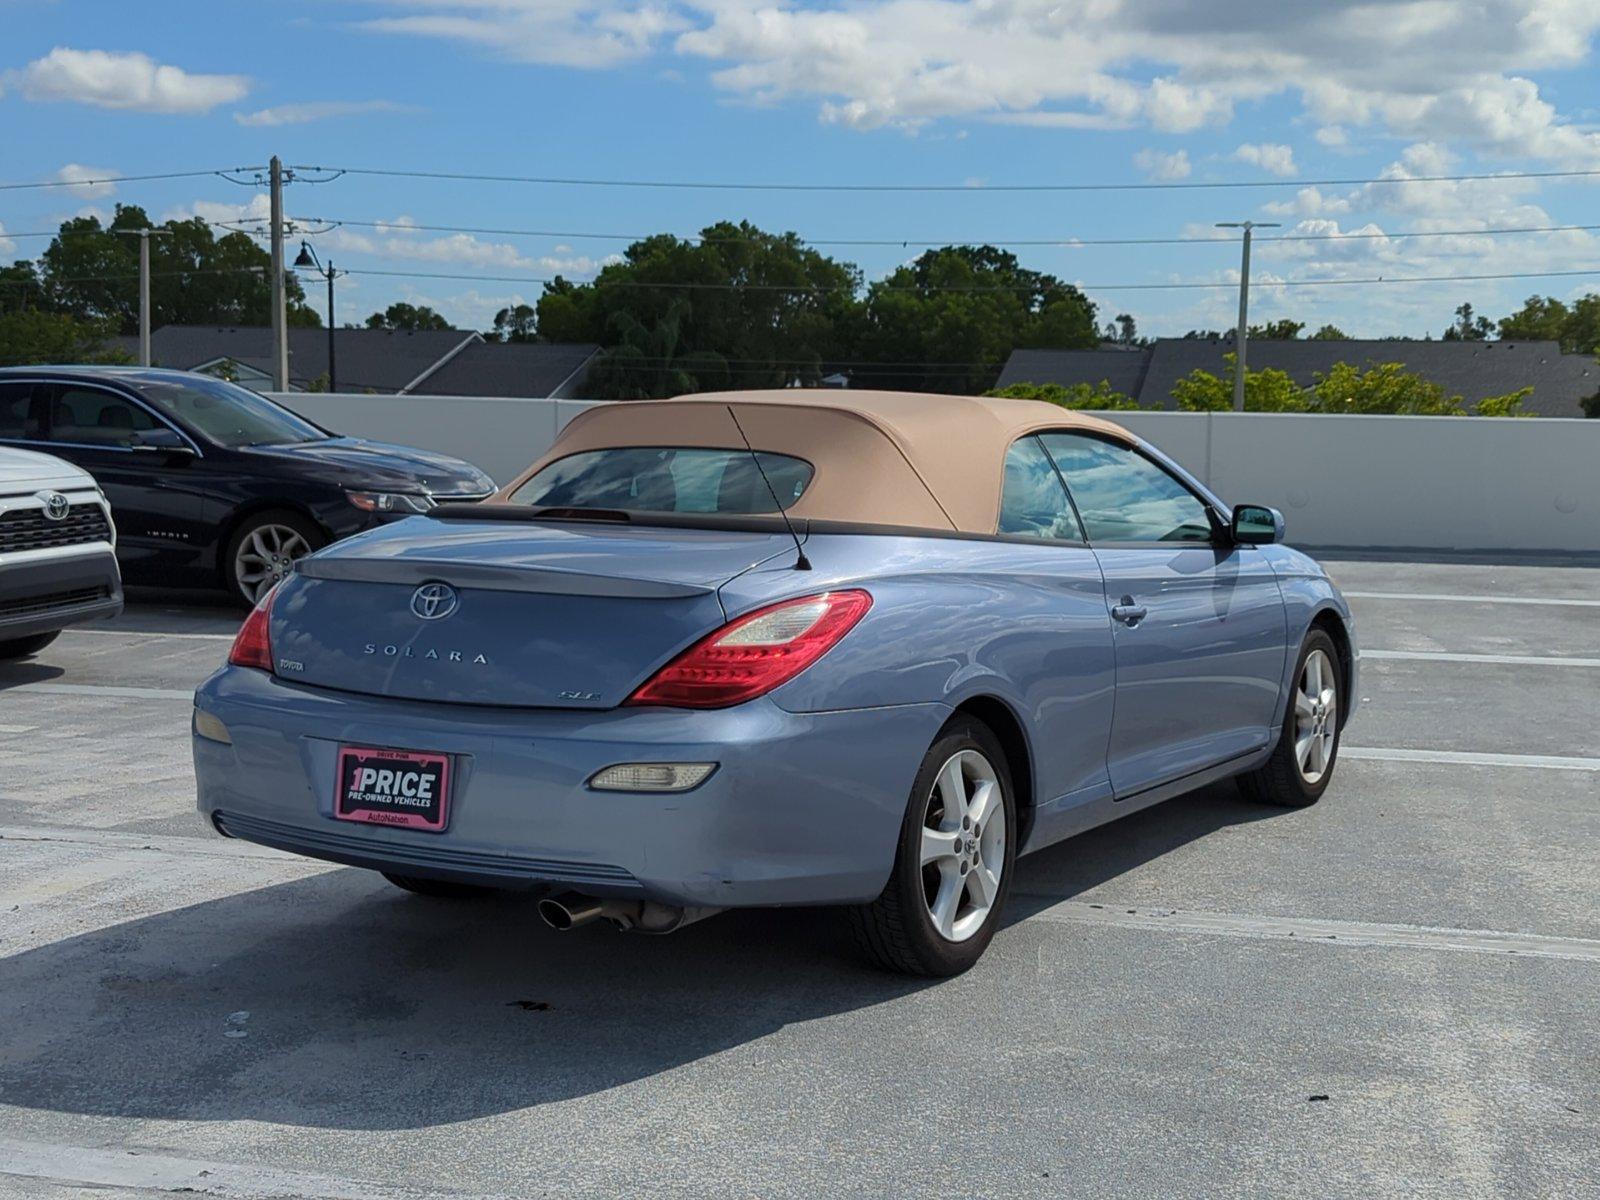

{"left": 296, "top": 555, "right": 714, "bottom": 599}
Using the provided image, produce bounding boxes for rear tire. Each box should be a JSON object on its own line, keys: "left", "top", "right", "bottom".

{"left": 382, "top": 872, "right": 498, "bottom": 900}
{"left": 1237, "top": 628, "right": 1344, "bottom": 808}
{"left": 223, "top": 509, "right": 323, "bottom": 607}
{"left": 848, "top": 716, "right": 1017, "bottom": 976}
{"left": 0, "top": 630, "right": 60, "bottom": 660}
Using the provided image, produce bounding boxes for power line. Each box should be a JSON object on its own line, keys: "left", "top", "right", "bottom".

{"left": 0, "top": 168, "right": 263, "bottom": 193}
{"left": 294, "top": 164, "right": 1600, "bottom": 193}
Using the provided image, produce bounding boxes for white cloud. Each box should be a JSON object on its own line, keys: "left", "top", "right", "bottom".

{"left": 1133, "top": 148, "right": 1191, "bottom": 181}
{"left": 1314, "top": 125, "right": 1349, "bottom": 148}
{"left": 1232, "top": 143, "right": 1297, "bottom": 177}
{"left": 234, "top": 99, "right": 414, "bottom": 127}
{"left": 359, "top": 2, "right": 688, "bottom": 69}
{"left": 3, "top": 47, "right": 249, "bottom": 113}
{"left": 56, "top": 163, "right": 119, "bottom": 198}
{"left": 0, "top": 223, "right": 15, "bottom": 259}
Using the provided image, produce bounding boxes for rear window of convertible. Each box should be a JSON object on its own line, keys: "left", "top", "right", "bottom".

{"left": 510, "top": 447, "right": 814, "bottom": 514}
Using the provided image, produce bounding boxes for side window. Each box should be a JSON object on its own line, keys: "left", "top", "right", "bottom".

{"left": 0, "top": 382, "right": 42, "bottom": 440}
{"left": 1039, "top": 433, "right": 1215, "bottom": 544}
{"left": 997, "top": 435, "right": 1083, "bottom": 541}
{"left": 48, "top": 386, "right": 159, "bottom": 448}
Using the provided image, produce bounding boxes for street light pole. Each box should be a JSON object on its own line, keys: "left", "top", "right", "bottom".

{"left": 1216, "top": 220, "right": 1280, "bottom": 412}
{"left": 293, "top": 240, "right": 344, "bottom": 392}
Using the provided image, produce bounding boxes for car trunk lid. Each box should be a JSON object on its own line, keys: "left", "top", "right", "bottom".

{"left": 271, "top": 517, "right": 796, "bottom": 708}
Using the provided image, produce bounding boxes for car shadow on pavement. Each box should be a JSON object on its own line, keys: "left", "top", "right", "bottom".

{"left": 0, "top": 780, "right": 1276, "bottom": 1131}
{"left": 0, "top": 659, "right": 65, "bottom": 690}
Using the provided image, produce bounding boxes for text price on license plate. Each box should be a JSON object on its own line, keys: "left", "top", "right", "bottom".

{"left": 335, "top": 746, "right": 451, "bottom": 832}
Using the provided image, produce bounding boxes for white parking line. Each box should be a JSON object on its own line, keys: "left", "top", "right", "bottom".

{"left": 1363, "top": 649, "right": 1600, "bottom": 668}
{"left": 3, "top": 682, "right": 193, "bottom": 701}
{"left": 0, "top": 1136, "right": 510, "bottom": 1200}
{"left": 1342, "top": 746, "right": 1600, "bottom": 771}
{"left": 1024, "top": 900, "right": 1600, "bottom": 964}
{"left": 1346, "top": 590, "right": 1600, "bottom": 608}
{"left": 64, "top": 626, "right": 235, "bottom": 641}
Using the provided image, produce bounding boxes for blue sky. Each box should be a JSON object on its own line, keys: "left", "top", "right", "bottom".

{"left": 4, "top": 0, "right": 1600, "bottom": 339}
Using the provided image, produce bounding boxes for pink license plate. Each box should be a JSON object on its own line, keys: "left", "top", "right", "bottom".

{"left": 334, "top": 746, "right": 451, "bottom": 832}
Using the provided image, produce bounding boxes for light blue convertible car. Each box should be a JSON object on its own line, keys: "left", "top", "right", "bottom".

{"left": 194, "top": 391, "right": 1356, "bottom": 975}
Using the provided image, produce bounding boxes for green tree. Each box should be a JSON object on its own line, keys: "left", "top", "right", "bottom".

{"left": 1442, "top": 301, "right": 1493, "bottom": 341}
{"left": 365, "top": 302, "right": 452, "bottom": 331}
{"left": 853, "top": 245, "right": 1097, "bottom": 393}
{"left": 1247, "top": 318, "right": 1305, "bottom": 340}
{"left": 35, "top": 205, "right": 318, "bottom": 332}
{"left": 0, "top": 310, "right": 130, "bottom": 366}
{"left": 1497, "top": 293, "right": 1600, "bottom": 355}
{"left": 1306, "top": 361, "right": 1530, "bottom": 416}
{"left": 538, "top": 222, "right": 861, "bottom": 399}
{"left": 986, "top": 380, "right": 1142, "bottom": 410}
{"left": 1309, "top": 324, "right": 1350, "bottom": 340}
{"left": 1581, "top": 389, "right": 1600, "bottom": 418}
{"left": 1171, "top": 354, "right": 1307, "bottom": 411}
{"left": 488, "top": 303, "right": 538, "bottom": 342}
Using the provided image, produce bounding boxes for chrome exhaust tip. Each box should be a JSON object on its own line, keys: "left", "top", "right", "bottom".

{"left": 537, "top": 893, "right": 604, "bottom": 931}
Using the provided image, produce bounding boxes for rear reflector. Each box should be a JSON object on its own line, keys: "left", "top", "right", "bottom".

{"left": 588, "top": 763, "right": 718, "bottom": 792}
{"left": 227, "top": 584, "right": 279, "bottom": 671}
{"left": 626, "top": 589, "right": 872, "bottom": 709}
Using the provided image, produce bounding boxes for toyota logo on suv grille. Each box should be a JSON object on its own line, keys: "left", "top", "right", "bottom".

{"left": 410, "top": 582, "right": 458, "bottom": 621}
{"left": 42, "top": 492, "right": 70, "bottom": 521}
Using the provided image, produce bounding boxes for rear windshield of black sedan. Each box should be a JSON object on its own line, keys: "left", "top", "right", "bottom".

{"left": 511, "top": 447, "right": 814, "bottom": 514}
{"left": 129, "top": 376, "right": 327, "bottom": 448}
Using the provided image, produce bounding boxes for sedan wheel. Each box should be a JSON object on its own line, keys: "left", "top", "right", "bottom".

{"left": 1293, "top": 648, "right": 1339, "bottom": 784}
{"left": 1238, "top": 627, "right": 1344, "bottom": 808}
{"left": 849, "top": 716, "right": 1017, "bottom": 976}
{"left": 920, "top": 750, "right": 1007, "bottom": 942}
{"left": 225, "top": 511, "right": 322, "bottom": 606}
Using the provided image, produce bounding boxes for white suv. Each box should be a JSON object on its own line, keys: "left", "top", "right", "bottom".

{"left": 0, "top": 446, "right": 123, "bottom": 659}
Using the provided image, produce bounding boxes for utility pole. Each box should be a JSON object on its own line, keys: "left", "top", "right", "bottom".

{"left": 114, "top": 228, "right": 168, "bottom": 366}
{"left": 269, "top": 156, "right": 289, "bottom": 391}
{"left": 1216, "top": 220, "right": 1280, "bottom": 411}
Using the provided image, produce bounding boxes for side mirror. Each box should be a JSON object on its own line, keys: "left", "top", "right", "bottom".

{"left": 1231, "top": 503, "right": 1285, "bottom": 545}
{"left": 131, "top": 428, "right": 194, "bottom": 456}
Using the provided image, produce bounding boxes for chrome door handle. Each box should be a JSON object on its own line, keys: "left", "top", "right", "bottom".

{"left": 1111, "top": 599, "right": 1148, "bottom": 626}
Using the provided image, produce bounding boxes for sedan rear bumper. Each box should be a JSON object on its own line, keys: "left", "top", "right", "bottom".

{"left": 193, "top": 666, "right": 948, "bottom": 908}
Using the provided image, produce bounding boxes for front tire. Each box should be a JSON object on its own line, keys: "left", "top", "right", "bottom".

{"left": 848, "top": 716, "right": 1017, "bottom": 976}
{"left": 224, "top": 510, "right": 323, "bottom": 606}
{"left": 0, "top": 630, "right": 60, "bottom": 660}
{"left": 1238, "top": 628, "right": 1344, "bottom": 808}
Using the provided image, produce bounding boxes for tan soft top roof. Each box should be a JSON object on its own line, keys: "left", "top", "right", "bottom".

{"left": 502, "top": 389, "right": 1134, "bottom": 534}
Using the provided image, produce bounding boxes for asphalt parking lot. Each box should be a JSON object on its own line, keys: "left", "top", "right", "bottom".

{"left": 1, "top": 559, "right": 1597, "bottom": 1200}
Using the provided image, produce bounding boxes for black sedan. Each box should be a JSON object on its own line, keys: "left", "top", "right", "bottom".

{"left": 0, "top": 367, "right": 495, "bottom": 603}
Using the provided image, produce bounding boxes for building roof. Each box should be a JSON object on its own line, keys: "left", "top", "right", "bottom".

{"left": 421, "top": 341, "right": 600, "bottom": 399}
{"left": 108, "top": 325, "right": 600, "bottom": 398}
{"left": 996, "top": 338, "right": 1597, "bottom": 418}
{"left": 501, "top": 388, "right": 1134, "bottom": 534}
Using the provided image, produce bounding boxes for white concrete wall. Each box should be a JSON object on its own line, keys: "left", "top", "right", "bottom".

{"left": 271, "top": 393, "right": 596, "bottom": 487}
{"left": 271, "top": 393, "right": 1600, "bottom": 555}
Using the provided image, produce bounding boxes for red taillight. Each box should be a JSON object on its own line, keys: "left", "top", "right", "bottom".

{"left": 227, "top": 585, "right": 278, "bottom": 671}
{"left": 626, "top": 589, "right": 872, "bottom": 709}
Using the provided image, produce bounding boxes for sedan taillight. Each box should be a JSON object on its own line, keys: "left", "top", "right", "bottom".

{"left": 228, "top": 584, "right": 279, "bottom": 671}
{"left": 626, "top": 590, "right": 872, "bottom": 709}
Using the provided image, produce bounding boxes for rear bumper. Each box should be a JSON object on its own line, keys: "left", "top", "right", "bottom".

{"left": 0, "top": 547, "right": 123, "bottom": 640}
{"left": 193, "top": 666, "right": 948, "bottom": 908}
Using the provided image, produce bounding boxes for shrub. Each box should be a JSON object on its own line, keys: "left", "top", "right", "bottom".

{"left": 986, "top": 380, "right": 1143, "bottom": 410}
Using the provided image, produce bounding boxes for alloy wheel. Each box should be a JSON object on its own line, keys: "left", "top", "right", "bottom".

{"left": 1293, "top": 647, "right": 1338, "bottom": 783}
{"left": 919, "top": 749, "right": 1007, "bottom": 942}
{"left": 235, "top": 523, "right": 312, "bottom": 604}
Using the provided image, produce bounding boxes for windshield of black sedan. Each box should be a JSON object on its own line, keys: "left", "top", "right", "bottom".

{"left": 511, "top": 447, "right": 814, "bottom": 514}
{"left": 129, "top": 376, "right": 327, "bottom": 448}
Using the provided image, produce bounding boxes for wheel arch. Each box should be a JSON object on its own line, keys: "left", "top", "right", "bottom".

{"left": 1308, "top": 607, "right": 1356, "bottom": 724}
{"left": 950, "top": 694, "right": 1036, "bottom": 850}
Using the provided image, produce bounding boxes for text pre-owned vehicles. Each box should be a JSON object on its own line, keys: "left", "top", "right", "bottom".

{"left": 193, "top": 391, "right": 1358, "bottom": 976}
{"left": 0, "top": 367, "right": 496, "bottom": 604}
{"left": 0, "top": 445, "right": 123, "bottom": 658}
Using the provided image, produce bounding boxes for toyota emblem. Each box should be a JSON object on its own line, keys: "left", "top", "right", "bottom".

{"left": 410, "top": 582, "right": 459, "bottom": 621}
{"left": 42, "top": 492, "right": 70, "bottom": 521}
